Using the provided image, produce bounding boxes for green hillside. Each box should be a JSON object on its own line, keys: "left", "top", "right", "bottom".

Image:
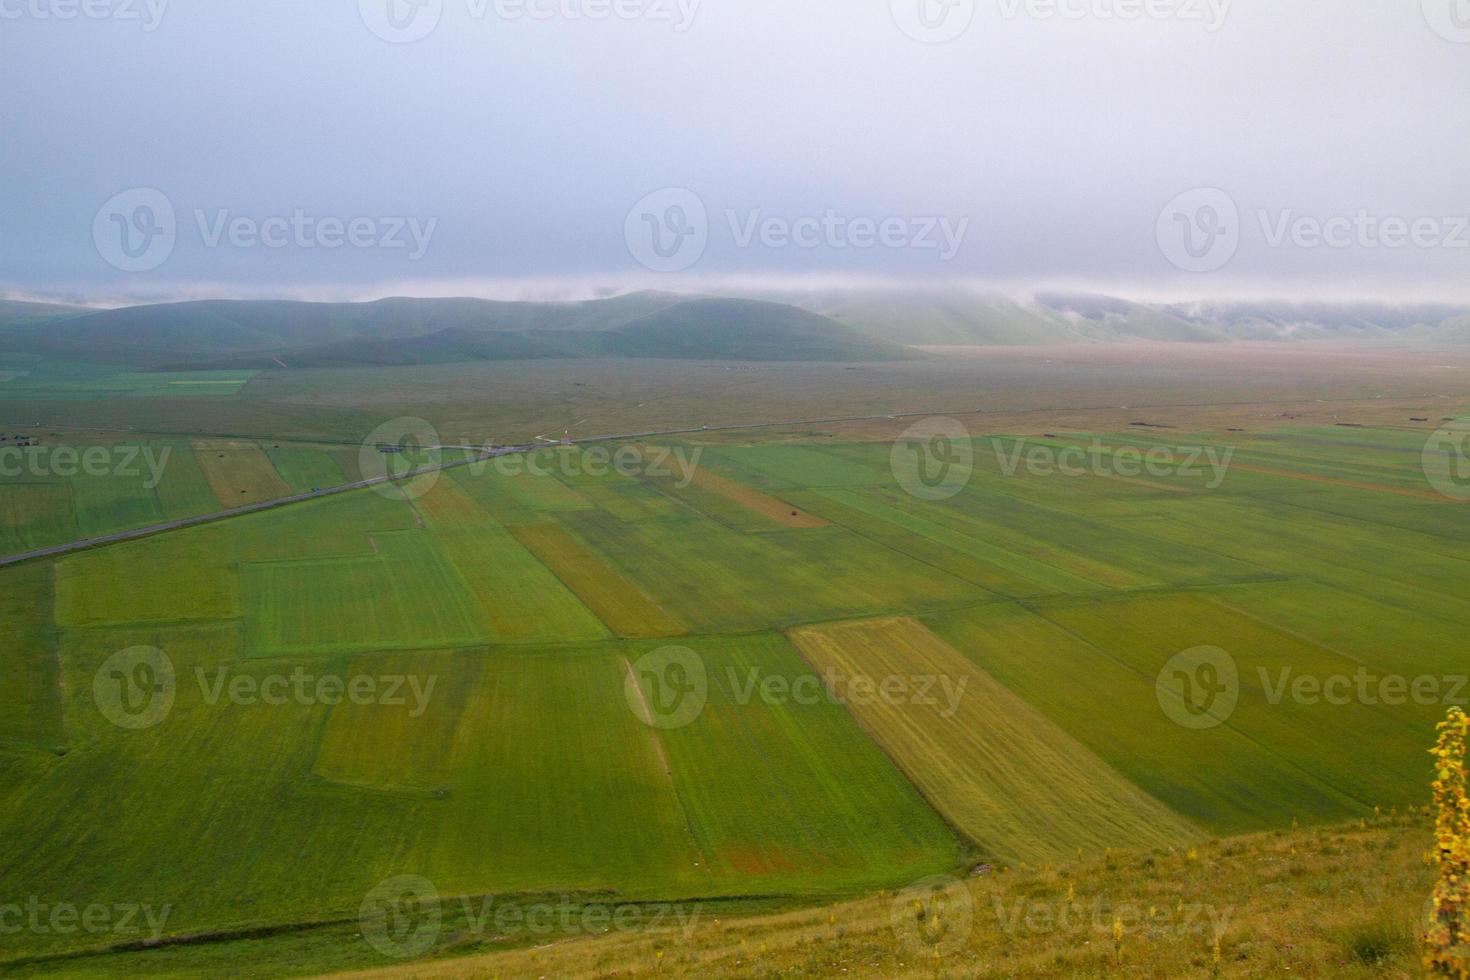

{"left": 0, "top": 294, "right": 908, "bottom": 367}
{"left": 602, "top": 298, "right": 914, "bottom": 361}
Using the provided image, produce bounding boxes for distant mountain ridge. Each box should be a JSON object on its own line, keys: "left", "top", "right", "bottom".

{"left": 0, "top": 293, "right": 913, "bottom": 367}
{"left": 1, "top": 290, "right": 1467, "bottom": 369}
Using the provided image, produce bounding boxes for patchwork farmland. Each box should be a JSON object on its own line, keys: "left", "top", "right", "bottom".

{"left": 0, "top": 433, "right": 359, "bottom": 557}
{"left": 0, "top": 419, "right": 1467, "bottom": 977}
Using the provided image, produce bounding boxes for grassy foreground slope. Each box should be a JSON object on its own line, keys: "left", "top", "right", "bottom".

{"left": 326, "top": 813, "right": 1435, "bottom": 980}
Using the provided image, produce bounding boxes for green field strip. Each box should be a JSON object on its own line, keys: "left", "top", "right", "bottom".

{"left": 705, "top": 444, "right": 893, "bottom": 490}
{"left": 1238, "top": 425, "right": 1443, "bottom": 460}
{"left": 1201, "top": 580, "right": 1470, "bottom": 727}
{"left": 510, "top": 523, "right": 686, "bottom": 639}
{"left": 1132, "top": 426, "right": 1450, "bottom": 494}
{"left": 326, "top": 446, "right": 365, "bottom": 483}
{"left": 151, "top": 440, "right": 228, "bottom": 520}
{"left": 642, "top": 472, "right": 786, "bottom": 532}
{"left": 888, "top": 486, "right": 1163, "bottom": 589}
{"left": 969, "top": 430, "right": 1453, "bottom": 513}
{"left": 117, "top": 370, "right": 258, "bottom": 398}
{"left": 410, "top": 476, "right": 494, "bottom": 530}
{"left": 408, "top": 481, "right": 614, "bottom": 643}
{"left": 885, "top": 483, "right": 1189, "bottom": 588}
{"left": 1130, "top": 510, "right": 1470, "bottom": 627}
{"left": 1033, "top": 429, "right": 1430, "bottom": 489}
{"left": 1250, "top": 485, "right": 1470, "bottom": 542}
{"left": 923, "top": 602, "right": 1372, "bottom": 833}
{"left": 0, "top": 563, "right": 63, "bottom": 750}
{"left": 67, "top": 464, "right": 168, "bottom": 538}
{"left": 227, "top": 491, "right": 417, "bottom": 563}
{"left": 0, "top": 482, "right": 76, "bottom": 557}
{"left": 4, "top": 621, "right": 437, "bottom": 951}
{"left": 560, "top": 510, "right": 984, "bottom": 634}
{"left": 1247, "top": 488, "right": 1470, "bottom": 557}
{"left": 780, "top": 488, "right": 1044, "bottom": 596}
{"left": 648, "top": 633, "right": 964, "bottom": 888}
{"left": 1213, "top": 446, "right": 1426, "bottom": 488}
{"left": 54, "top": 526, "right": 239, "bottom": 628}
{"left": 0, "top": 359, "right": 255, "bottom": 400}
{"left": 265, "top": 446, "right": 347, "bottom": 494}
{"left": 445, "top": 466, "right": 589, "bottom": 523}
{"left": 916, "top": 479, "right": 1272, "bottom": 589}
{"left": 498, "top": 469, "right": 597, "bottom": 512}
{"left": 1112, "top": 494, "right": 1470, "bottom": 613}
{"left": 312, "top": 650, "right": 482, "bottom": 793}
{"left": 977, "top": 436, "right": 1229, "bottom": 496}
{"left": 809, "top": 488, "right": 1104, "bottom": 594}
{"left": 1033, "top": 592, "right": 1430, "bottom": 812}
{"left": 425, "top": 648, "right": 706, "bottom": 895}
{"left": 576, "top": 478, "right": 685, "bottom": 522}
{"left": 0, "top": 750, "right": 57, "bottom": 829}
{"left": 788, "top": 616, "right": 1203, "bottom": 865}
{"left": 242, "top": 532, "right": 489, "bottom": 656}
{"left": 432, "top": 523, "right": 609, "bottom": 644}
{"left": 688, "top": 445, "right": 808, "bottom": 492}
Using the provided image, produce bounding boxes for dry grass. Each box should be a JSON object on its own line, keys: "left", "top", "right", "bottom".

{"left": 191, "top": 438, "right": 291, "bottom": 505}
{"left": 322, "top": 812, "right": 1435, "bottom": 980}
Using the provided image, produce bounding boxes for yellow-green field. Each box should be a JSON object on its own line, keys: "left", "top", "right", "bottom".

{"left": 788, "top": 616, "right": 1204, "bottom": 865}
{"left": 193, "top": 439, "right": 294, "bottom": 505}
{"left": 510, "top": 523, "right": 686, "bottom": 638}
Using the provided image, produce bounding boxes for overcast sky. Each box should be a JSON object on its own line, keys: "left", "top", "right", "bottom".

{"left": 2, "top": 0, "right": 1467, "bottom": 304}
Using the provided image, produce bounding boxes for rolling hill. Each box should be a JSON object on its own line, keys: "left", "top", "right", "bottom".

{"left": 3, "top": 289, "right": 1469, "bottom": 372}
{"left": 0, "top": 294, "right": 912, "bottom": 367}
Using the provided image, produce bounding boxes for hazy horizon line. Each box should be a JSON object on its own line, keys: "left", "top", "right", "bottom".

{"left": 6, "top": 276, "right": 1470, "bottom": 312}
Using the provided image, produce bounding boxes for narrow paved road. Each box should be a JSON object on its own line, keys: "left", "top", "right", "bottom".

{"left": 0, "top": 446, "right": 532, "bottom": 568}
{"left": 0, "top": 408, "right": 951, "bottom": 569}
